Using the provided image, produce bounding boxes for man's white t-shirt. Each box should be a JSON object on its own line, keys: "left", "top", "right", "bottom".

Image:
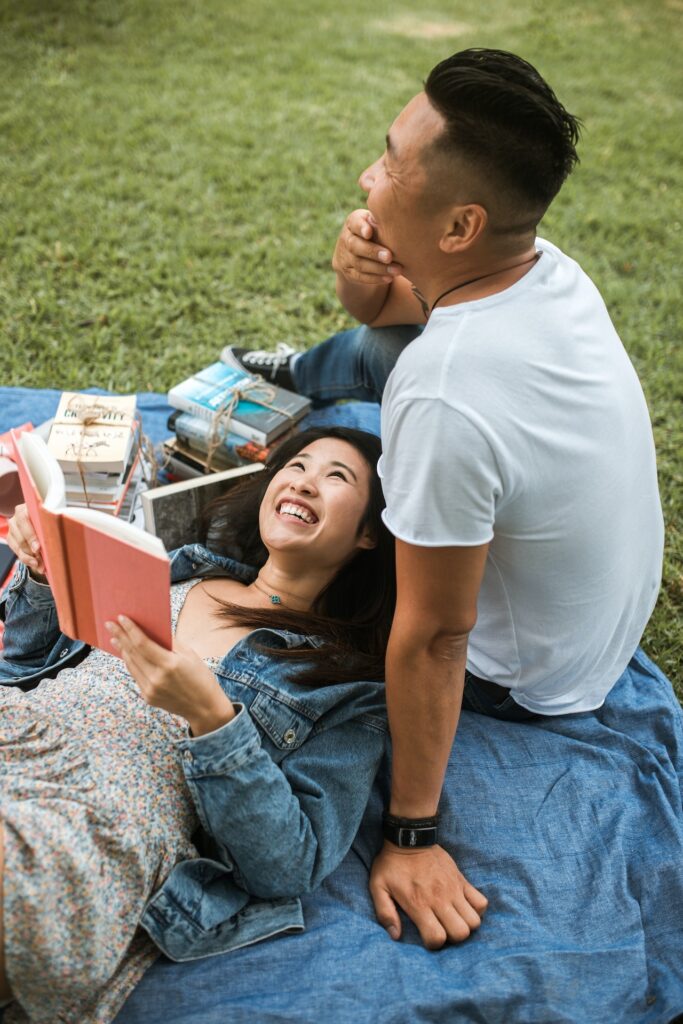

{"left": 378, "top": 239, "right": 664, "bottom": 714}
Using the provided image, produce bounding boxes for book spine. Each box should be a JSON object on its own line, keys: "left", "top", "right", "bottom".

{"left": 112, "top": 448, "right": 142, "bottom": 517}
{"left": 161, "top": 448, "right": 204, "bottom": 480}
{"left": 167, "top": 392, "right": 267, "bottom": 444}
{"left": 174, "top": 414, "right": 262, "bottom": 463}
{"left": 44, "top": 512, "right": 80, "bottom": 641}
{"left": 60, "top": 517, "right": 98, "bottom": 644}
{"left": 217, "top": 416, "right": 268, "bottom": 446}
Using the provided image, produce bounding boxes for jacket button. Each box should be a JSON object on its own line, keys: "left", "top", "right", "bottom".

{"left": 191, "top": 562, "right": 198, "bottom": 570}
{"left": 283, "top": 729, "right": 297, "bottom": 745}
{"left": 183, "top": 749, "right": 194, "bottom": 763}
{"left": 59, "top": 648, "right": 69, "bottom": 658}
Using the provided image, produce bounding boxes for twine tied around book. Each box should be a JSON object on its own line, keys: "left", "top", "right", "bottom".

{"left": 56, "top": 396, "right": 146, "bottom": 509}
{"left": 204, "top": 375, "right": 297, "bottom": 473}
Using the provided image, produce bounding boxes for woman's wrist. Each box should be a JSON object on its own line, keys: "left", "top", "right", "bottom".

{"left": 186, "top": 694, "right": 236, "bottom": 737}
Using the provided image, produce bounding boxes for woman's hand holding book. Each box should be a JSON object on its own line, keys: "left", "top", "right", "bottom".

{"left": 106, "top": 615, "right": 236, "bottom": 737}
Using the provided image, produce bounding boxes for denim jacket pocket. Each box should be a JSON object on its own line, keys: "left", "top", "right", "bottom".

{"left": 249, "top": 691, "right": 316, "bottom": 762}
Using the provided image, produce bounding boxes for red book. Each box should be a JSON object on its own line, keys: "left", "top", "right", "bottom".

{"left": 11, "top": 430, "right": 172, "bottom": 657}
{"left": 0, "top": 421, "right": 32, "bottom": 518}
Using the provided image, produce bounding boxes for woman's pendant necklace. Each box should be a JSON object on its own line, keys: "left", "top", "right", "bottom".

{"left": 253, "top": 579, "right": 282, "bottom": 605}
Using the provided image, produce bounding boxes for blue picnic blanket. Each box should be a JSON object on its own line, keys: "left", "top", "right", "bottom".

{"left": 1, "top": 389, "right": 682, "bottom": 1023}
{"left": 115, "top": 649, "right": 683, "bottom": 1024}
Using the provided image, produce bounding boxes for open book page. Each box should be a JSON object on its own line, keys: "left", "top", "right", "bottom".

{"left": 11, "top": 431, "right": 73, "bottom": 627}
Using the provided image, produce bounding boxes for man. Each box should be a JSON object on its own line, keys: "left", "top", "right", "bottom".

{"left": 226, "top": 49, "right": 664, "bottom": 949}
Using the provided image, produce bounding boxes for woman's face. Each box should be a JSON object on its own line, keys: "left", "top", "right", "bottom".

{"left": 258, "top": 437, "right": 376, "bottom": 569}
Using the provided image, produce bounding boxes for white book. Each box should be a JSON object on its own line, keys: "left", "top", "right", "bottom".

{"left": 47, "top": 393, "right": 136, "bottom": 473}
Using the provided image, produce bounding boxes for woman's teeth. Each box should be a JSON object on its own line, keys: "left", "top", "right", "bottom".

{"left": 279, "top": 501, "right": 318, "bottom": 524}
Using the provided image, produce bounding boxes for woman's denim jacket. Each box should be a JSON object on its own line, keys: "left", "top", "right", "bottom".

{"left": 0, "top": 544, "right": 388, "bottom": 961}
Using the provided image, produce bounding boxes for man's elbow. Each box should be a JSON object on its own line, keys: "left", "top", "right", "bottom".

{"left": 426, "top": 626, "right": 473, "bottom": 662}
{"left": 391, "top": 619, "right": 475, "bottom": 663}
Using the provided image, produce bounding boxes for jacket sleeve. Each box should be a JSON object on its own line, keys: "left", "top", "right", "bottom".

{"left": 177, "top": 702, "right": 387, "bottom": 900}
{"left": 0, "top": 562, "right": 86, "bottom": 685}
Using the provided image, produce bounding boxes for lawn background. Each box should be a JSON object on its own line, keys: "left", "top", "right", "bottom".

{"left": 1, "top": 0, "right": 681, "bottom": 692}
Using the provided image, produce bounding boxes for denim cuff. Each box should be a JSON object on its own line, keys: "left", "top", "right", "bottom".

{"left": 177, "top": 704, "right": 263, "bottom": 776}
{"left": 7, "top": 561, "right": 56, "bottom": 608}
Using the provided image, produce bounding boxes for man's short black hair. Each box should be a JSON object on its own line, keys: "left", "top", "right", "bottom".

{"left": 424, "top": 49, "right": 581, "bottom": 224}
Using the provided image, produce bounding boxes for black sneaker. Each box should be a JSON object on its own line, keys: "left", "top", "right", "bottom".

{"left": 221, "top": 343, "right": 299, "bottom": 391}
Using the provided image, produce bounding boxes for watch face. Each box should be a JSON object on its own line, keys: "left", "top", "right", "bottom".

{"left": 401, "top": 828, "right": 420, "bottom": 847}
{"left": 383, "top": 820, "right": 438, "bottom": 848}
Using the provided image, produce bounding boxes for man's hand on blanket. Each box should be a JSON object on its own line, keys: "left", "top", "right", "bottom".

{"left": 106, "top": 615, "right": 236, "bottom": 737}
{"left": 370, "top": 842, "right": 488, "bottom": 950}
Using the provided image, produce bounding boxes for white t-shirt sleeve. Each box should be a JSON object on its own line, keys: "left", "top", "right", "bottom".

{"left": 379, "top": 397, "right": 501, "bottom": 547}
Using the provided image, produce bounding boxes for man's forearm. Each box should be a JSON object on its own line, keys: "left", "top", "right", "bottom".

{"left": 385, "top": 629, "right": 468, "bottom": 818}
{"left": 335, "top": 273, "right": 390, "bottom": 324}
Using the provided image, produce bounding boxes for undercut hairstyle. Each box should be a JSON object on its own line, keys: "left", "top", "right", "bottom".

{"left": 424, "top": 48, "right": 581, "bottom": 228}
{"left": 201, "top": 427, "right": 396, "bottom": 686}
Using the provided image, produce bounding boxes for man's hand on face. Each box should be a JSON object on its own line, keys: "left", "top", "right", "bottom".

{"left": 369, "top": 842, "right": 488, "bottom": 950}
{"left": 332, "top": 209, "right": 403, "bottom": 286}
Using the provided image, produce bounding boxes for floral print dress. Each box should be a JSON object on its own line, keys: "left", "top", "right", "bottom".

{"left": 0, "top": 579, "right": 213, "bottom": 1024}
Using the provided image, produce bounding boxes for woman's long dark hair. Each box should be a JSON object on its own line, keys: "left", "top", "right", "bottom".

{"left": 201, "top": 427, "right": 396, "bottom": 685}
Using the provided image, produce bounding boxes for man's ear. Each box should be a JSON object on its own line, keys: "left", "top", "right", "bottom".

{"left": 439, "top": 203, "right": 488, "bottom": 254}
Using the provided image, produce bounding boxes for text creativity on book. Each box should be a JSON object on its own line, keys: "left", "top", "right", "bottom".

{"left": 46, "top": 393, "right": 142, "bottom": 516}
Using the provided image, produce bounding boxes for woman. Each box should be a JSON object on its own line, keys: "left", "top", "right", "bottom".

{"left": 0, "top": 427, "right": 395, "bottom": 1024}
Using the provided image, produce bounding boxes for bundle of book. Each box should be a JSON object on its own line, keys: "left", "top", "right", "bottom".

{"left": 45, "top": 393, "right": 147, "bottom": 520}
{"left": 163, "top": 358, "right": 311, "bottom": 479}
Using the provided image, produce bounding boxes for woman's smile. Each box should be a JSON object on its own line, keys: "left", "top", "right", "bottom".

{"left": 276, "top": 499, "right": 319, "bottom": 525}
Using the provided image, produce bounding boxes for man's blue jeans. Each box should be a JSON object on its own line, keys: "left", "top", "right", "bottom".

{"left": 463, "top": 672, "right": 539, "bottom": 722}
{"left": 291, "top": 324, "right": 421, "bottom": 406}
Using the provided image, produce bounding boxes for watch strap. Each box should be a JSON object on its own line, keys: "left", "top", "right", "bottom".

{"left": 382, "top": 812, "right": 439, "bottom": 848}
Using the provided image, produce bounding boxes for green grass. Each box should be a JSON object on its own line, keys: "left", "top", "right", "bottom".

{"left": 1, "top": 0, "right": 681, "bottom": 691}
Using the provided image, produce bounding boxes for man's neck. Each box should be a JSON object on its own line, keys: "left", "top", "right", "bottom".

{"left": 413, "top": 243, "right": 540, "bottom": 315}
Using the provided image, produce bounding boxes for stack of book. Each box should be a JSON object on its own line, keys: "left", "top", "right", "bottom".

{"left": 164, "top": 359, "right": 311, "bottom": 479}
{"left": 46, "top": 393, "right": 143, "bottom": 517}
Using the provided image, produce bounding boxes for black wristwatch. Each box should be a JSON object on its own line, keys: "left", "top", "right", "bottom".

{"left": 382, "top": 812, "right": 439, "bottom": 848}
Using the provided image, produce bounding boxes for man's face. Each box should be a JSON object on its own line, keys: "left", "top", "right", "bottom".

{"left": 358, "top": 92, "right": 447, "bottom": 270}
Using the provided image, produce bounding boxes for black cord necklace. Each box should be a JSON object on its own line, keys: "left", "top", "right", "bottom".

{"left": 428, "top": 252, "right": 541, "bottom": 316}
